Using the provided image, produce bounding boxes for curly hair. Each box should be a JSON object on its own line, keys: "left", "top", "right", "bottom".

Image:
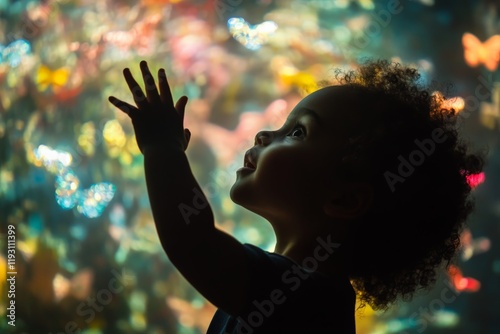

{"left": 318, "top": 59, "right": 487, "bottom": 312}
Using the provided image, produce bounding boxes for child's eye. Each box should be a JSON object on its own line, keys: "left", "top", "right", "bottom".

{"left": 287, "top": 124, "right": 306, "bottom": 138}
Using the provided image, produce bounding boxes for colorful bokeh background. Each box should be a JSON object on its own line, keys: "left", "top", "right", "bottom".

{"left": 1, "top": 0, "right": 500, "bottom": 333}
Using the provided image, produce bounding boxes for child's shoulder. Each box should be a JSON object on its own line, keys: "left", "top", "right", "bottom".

{"left": 206, "top": 243, "right": 356, "bottom": 333}
{"left": 242, "top": 243, "right": 355, "bottom": 300}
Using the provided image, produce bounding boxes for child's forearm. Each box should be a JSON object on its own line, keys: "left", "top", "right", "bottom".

{"left": 143, "top": 146, "right": 215, "bottom": 251}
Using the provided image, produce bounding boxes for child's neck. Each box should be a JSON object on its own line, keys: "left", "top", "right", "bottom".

{"left": 274, "top": 232, "right": 348, "bottom": 279}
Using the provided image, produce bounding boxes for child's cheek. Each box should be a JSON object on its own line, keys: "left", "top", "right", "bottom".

{"left": 256, "top": 147, "right": 315, "bottom": 196}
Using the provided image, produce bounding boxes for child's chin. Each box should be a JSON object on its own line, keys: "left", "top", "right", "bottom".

{"left": 229, "top": 182, "right": 248, "bottom": 206}
{"left": 229, "top": 183, "right": 240, "bottom": 202}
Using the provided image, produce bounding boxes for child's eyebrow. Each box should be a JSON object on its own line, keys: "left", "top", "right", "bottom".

{"left": 285, "top": 107, "right": 323, "bottom": 129}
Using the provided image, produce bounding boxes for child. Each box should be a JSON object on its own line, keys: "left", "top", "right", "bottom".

{"left": 109, "top": 59, "right": 486, "bottom": 333}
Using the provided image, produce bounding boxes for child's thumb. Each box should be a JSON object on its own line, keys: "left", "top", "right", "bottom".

{"left": 175, "top": 96, "right": 189, "bottom": 119}
{"left": 184, "top": 128, "right": 191, "bottom": 150}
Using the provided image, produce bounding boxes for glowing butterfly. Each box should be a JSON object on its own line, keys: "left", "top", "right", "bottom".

{"left": 460, "top": 228, "right": 490, "bottom": 261}
{"left": 462, "top": 33, "right": 500, "bottom": 71}
{"left": 33, "top": 145, "right": 116, "bottom": 218}
{"left": 227, "top": 17, "right": 278, "bottom": 50}
{"left": 36, "top": 65, "right": 70, "bottom": 91}
{"left": 53, "top": 269, "right": 94, "bottom": 302}
{"left": 447, "top": 264, "right": 481, "bottom": 293}
{"left": 55, "top": 170, "right": 116, "bottom": 219}
{"left": 0, "top": 39, "right": 31, "bottom": 67}
{"left": 279, "top": 71, "right": 318, "bottom": 95}
{"left": 33, "top": 144, "right": 72, "bottom": 173}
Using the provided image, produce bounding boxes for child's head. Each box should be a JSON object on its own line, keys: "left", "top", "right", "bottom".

{"left": 230, "top": 59, "right": 486, "bottom": 311}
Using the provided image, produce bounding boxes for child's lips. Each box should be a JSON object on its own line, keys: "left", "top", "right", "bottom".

{"left": 238, "top": 153, "right": 256, "bottom": 173}
{"left": 237, "top": 166, "right": 255, "bottom": 173}
{"left": 244, "top": 161, "right": 256, "bottom": 169}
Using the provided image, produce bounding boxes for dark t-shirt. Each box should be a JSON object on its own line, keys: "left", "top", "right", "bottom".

{"left": 206, "top": 243, "right": 356, "bottom": 334}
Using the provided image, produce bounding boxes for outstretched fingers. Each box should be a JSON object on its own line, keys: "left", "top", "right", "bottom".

{"left": 175, "top": 96, "right": 188, "bottom": 122}
{"left": 123, "top": 68, "right": 147, "bottom": 109}
{"left": 158, "top": 68, "right": 174, "bottom": 108}
{"left": 140, "top": 60, "right": 161, "bottom": 106}
{"left": 114, "top": 63, "right": 182, "bottom": 118}
{"left": 108, "top": 96, "right": 139, "bottom": 118}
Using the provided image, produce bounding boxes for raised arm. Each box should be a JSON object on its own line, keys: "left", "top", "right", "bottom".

{"left": 142, "top": 146, "right": 214, "bottom": 248}
{"left": 108, "top": 60, "right": 249, "bottom": 315}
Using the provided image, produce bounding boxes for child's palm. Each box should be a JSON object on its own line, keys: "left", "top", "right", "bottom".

{"left": 109, "top": 60, "right": 191, "bottom": 153}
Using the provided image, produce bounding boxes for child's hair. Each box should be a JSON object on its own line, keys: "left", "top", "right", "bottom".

{"left": 317, "top": 59, "right": 487, "bottom": 311}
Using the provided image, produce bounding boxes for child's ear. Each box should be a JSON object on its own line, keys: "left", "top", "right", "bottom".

{"left": 323, "top": 182, "right": 373, "bottom": 220}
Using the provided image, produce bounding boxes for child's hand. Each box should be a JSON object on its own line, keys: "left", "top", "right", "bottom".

{"left": 108, "top": 60, "right": 191, "bottom": 154}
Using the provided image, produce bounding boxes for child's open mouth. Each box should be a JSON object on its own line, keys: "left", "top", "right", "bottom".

{"left": 237, "top": 156, "right": 256, "bottom": 173}
{"left": 244, "top": 161, "right": 256, "bottom": 169}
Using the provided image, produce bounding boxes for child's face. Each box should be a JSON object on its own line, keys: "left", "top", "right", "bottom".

{"left": 230, "top": 86, "right": 359, "bottom": 225}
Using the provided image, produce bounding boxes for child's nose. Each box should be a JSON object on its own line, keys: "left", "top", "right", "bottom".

{"left": 254, "top": 130, "right": 272, "bottom": 146}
